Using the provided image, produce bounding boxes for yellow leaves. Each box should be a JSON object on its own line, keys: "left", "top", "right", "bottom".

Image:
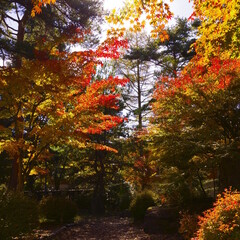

{"left": 0, "top": 141, "right": 5, "bottom": 154}
{"left": 68, "top": 139, "right": 86, "bottom": 149}
{"left": 67, "top": 140, "right": 118, "bottom": 153}
{"left": 29, "top": 168, "right": 38, "bottom": 176}
{"left": 193, "top": 0, "right": 240, "bottom": 61}
{"left": 29, "top": 167, "right": 49, "bottom": 176}
{"left": 106, "top": 0, "right": 172, "bottom": 39}
{"left": 1, "top": 140, "right": 20, "bottom": 158}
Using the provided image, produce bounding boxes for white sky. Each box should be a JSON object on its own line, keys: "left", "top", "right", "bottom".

{"left": 103, "top": 0, "right": 193, "bottom": 20}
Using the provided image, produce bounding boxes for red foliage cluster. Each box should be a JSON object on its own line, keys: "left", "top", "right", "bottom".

{"left": 154, "top": 58, "right": 240, "bottom": 101}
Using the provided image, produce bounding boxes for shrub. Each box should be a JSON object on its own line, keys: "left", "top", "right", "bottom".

{"left": 119, "top": 190, "right": 132, "bottom": 211}
{"left": 194, "top": 188, "right": 240, "bottom": 240}
{"left": 179, "top": 211, "right": 199, "bottom": 240}
{"left": 130, "top": 190, "right": 156, "bottom": 221}
{"left": 75, "top": 191, "right": 93, "bottom": 213}
{"left": 179, "top": 198, "right": 213, "bottom": 239}
{"left": 106, "top": 183, "right": 132, "bottom": 211}
{"left": 0, "top": 190, "right": 39, "bottom": 240}
{"left": 40, "top": 196, "right": 78, "bottom": 224}
{"left": 158, "top": 177, "right": 192, "bottom": 206}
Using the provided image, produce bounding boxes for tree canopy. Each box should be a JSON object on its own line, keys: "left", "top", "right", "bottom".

{"left": 0, "top": 0, "right": 240, "bottom": 219}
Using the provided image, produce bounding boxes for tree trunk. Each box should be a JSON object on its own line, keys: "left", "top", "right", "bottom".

{"left": 92, "top": 151, "right": 106, "bottom": 215}
{"left": 137, "top": 60, "right": 142, "bottom": 130}
{"left": 14, "top": 11, "right": 29, "bottom": 67}
{"left": 8, "top": 156, "right": 23, "bottom": 191}
{"left": 9, "top": 109, "right": 24, "bottom": 191}
{"left": 8, "top": 8, "right": 29, "bottom": 192}
{"left": 92, "top": 172, "right": 106, "bottom": 215}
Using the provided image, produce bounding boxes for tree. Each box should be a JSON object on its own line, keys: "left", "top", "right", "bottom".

{"left": 113, "top": 31, "right": 160, "bottom": 191}
{"left": 0, "top": 0, "right": 132, "bottom": 193}
{"left": 141, "top": 0, "right": 240, "bottom": 198}
{"left": 150, "top": 57, "right": 240, "bottom": 194}
{"left": 0, "top": 0, "right": 103, "bottom": 190}
{"left": 152, "top": 17, "right": 199, "bottom": 78}
{"left": 115, "top": 31, "right": 155, "bottom": 130}
{"left": 0, "top": 0, "right": 102, "bottom": 67}
{"left": 0, "top": 11, "right": 129, "bottom": 191}
{"left": 105, "top": 0, "right": 172, "bottom": 41}
{"left": 120, "top": 131, "right": 157, "bottom": 191}
{"left": 191, "top": 0, "right": 240, "bottom": 62}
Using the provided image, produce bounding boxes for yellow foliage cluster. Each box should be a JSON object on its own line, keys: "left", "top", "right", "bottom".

{"left": 105, "top": 0, "right": 172, "bottom": 41}
{"left": 192, "top": 0, "right": 240, "bottom": 62}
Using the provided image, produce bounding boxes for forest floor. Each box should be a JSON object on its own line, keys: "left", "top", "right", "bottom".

{"left": 34, "top": 216, "right": 183, "bottom": 240}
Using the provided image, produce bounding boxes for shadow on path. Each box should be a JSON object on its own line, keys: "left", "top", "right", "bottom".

{"left": 48, "top": 216, "right": 182, "bottom": 240}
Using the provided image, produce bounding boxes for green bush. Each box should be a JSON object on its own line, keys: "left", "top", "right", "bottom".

{"left": 75, "top": 191, "right": 92, "bottom": 212}
{"left": 0, "top": 190, "right": 39, "bottom": 240}
{"left": 195, "top": 188, "right": 240, "bottom": 240}
{"left": 158, "top": 176, "right": 193, "bottom": 206}
{"left": 119, "top": 191, "right": 132, "bottom": 211}
{"left": 130, "top": 191, "right": 156, "bottom": 221}
{"left": 106, "top": 183, "right": 132, "bottom": 211}
{"left": 40, "top": 196, "right": 78, "bottom": 224}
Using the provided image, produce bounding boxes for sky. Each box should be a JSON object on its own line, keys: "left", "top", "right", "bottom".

{"left": 103, "top": 0, "right": 194, "bottom": 20}
{"left": 102, "top": 0, "right": 194, "bottom": 126}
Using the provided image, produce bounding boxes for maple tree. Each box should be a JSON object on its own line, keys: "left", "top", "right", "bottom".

{"left": 141, "top": 0, "right": 240, "bottom": 199}
{"left": 190, "top": 0, "right": 240, "bottom": 62}
{"left": 0, "top": 40, "right": 128, "bottom": 191}
{"left": 150, "top": 56, "right": 240, "bottom": 194}
{"left": 0, "top": 0, "right": 129, "bottom": 192}
{"left": 121, "top": 133, "right": 157, "bottom": 190}
{"left": 195, "top": 188, "right": 240, "bottom": 240}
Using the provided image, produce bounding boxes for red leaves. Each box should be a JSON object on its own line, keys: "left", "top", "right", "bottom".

{"left": 151, "top": 57, "right": 240, "bottom": 130}
{"left": 85, "top": 115, "right": 124, "bottom": 135}
{"left": 188, "top": 12, "right": 196, "bottom": 21}
{"left": 57, "top": 39, "right": 129, "bottom": 152}
{"left": 96, "top": 38, "right": 129, "bottom": 59}
{"left": 154, "top": 58, "right": 240, "bottom": 101}
{"left": 98, "top": 95, "right": 118, "bottom": 108}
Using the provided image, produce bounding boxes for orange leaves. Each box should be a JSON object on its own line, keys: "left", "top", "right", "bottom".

{"left": 79, "top": 115, "right": 123, "bottom": 135}
{"left": 52, "top": 41, "right": 129, "bottom": 152}
{"left": 195, "top": 188, "right": 240, "bottom": 239}
{"left": 92, "top": 144, "right": 118, "bottom": 153}
{"left": 74, "top": 76, "right": 128, "bottom": 116}
{"left": 0, "top": 34, "right": 130, "bottom": 182}
{"left": 106, "top": 0, "right": 172, "bottom": 41}
{"left": 31, "top": 0, "right": 56, "bottom": 17}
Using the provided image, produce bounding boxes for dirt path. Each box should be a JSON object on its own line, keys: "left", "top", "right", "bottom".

{"left": 45, "top": 216, "right": 182, "bottom": 240}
